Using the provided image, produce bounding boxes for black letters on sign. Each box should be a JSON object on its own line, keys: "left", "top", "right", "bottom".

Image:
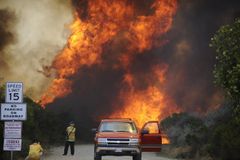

{"left": 9, "top": 93, "right": 19, "bottom": 101}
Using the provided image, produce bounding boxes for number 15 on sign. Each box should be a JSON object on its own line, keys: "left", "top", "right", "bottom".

{"left": 5, "top": 82, "right": 23, "bottom": 103}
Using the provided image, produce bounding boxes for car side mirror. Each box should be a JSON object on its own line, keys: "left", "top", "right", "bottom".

{"left": 91, "top": 128, "right": 97, "bottom": 133}
{"left": 141, "top": 129, "right": 149, "bottom": 135}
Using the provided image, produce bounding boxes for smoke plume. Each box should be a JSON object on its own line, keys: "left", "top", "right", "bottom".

{"left": 0, "top": 8, "right": 16, "bottom": 79}
{"left": 163, "top": 0, "right": 240, "bottom": 113}
{"left": 0, "top": 0, "right": 73, "bottom": 98}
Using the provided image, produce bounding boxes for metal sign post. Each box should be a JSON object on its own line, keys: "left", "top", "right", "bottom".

{"left": 1, "top": 82, "right": 27, "bottom": 160}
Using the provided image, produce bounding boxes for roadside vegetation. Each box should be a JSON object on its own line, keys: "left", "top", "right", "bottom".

{"left": 161, "top": 18, "right": 240, "bottom": 160}
{"left": 0, "top": 85, "right": 66, "bottom": 159}
{"left": 209, "top": 17, "right": 240, "bottom": 160}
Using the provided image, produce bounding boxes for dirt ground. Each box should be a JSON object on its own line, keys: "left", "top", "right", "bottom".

{"left": 44, "top": 144, "right": 177, "bottom": 160}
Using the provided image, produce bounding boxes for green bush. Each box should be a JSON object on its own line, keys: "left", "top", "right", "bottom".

{"left": 208, "top": 116, "right": 240, "bottom": 160}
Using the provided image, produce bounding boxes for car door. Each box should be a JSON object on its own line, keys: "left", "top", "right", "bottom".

{"left": 140, "top": 121, "right": 162, "bottom": 152}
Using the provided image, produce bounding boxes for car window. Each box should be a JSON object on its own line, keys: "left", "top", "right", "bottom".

{"left": 143, "top": 122, "right": 159, "bottom": 134}
{"left": 99, "top": 122, "right": 137, "bottom": 133}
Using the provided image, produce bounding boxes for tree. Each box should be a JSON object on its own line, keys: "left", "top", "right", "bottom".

{"left": 210, "top": 18, "right": 240, "bottom": 120}
{"left": 209, "top": 18, "right": 240, "bottom": 160}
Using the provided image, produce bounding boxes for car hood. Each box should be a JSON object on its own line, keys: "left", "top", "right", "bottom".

{"left": 96, "top": 132, "right": 139, "bottom": 139}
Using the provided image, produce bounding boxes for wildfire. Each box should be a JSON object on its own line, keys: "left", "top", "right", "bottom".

{"left": 40, "top": 0, "right": 179, "bottom": 128}
{"left": 111, "top": 86, "right": 180, "bottom": 127}
{"left": 110, "top": 65, "right": 180, "bottom": 128}
{"left": 111, "top": 86, "right": 165, "bottom": 127}
{"left": 162, "top": 133, "right": 171, "bottom": 144}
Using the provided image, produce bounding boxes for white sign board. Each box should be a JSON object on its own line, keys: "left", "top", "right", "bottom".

{"left": 4, "top": 139, "right": 22, "bottom": 151}
{"left": 1, "top": 103, "right": 27, "bottom": 120}
{"left": 4, "top": 121, "right": 22, "bottom": 139}
{"left": 5, "top": 82, "right": 23, "bottom": 103}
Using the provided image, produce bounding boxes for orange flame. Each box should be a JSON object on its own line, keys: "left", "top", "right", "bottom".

{"left": 111, "top": 86, "right": 166, "bottom": 127}
{"left": 110, "top": 65, "right": 180, "bottom": 128}
{"left": 40, "top": 0, "right": 178, "bottom": 111}
{"left": 162, "top": 133, "right": 171, "bottom": 144}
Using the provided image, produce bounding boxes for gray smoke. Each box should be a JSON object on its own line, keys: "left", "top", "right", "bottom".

{"left": 163, "top": 0, "right": 240, "bottom": 113}
{"left": 0, "top": 0, "right": 73, "bottom": 99}
{"left": 0, "top": 8, "right": 16, "bottom": 79}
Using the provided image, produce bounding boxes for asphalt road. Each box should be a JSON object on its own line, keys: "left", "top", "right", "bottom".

{"left": 45, "top": 144, "right": 177, "bottom": 160}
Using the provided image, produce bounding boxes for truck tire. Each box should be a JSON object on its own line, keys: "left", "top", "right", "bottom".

{"left": 94, "top": 153, "right": 102, "bottom": 160}
{"left": 132, "top": 153, "right": 142, "bottom": 160}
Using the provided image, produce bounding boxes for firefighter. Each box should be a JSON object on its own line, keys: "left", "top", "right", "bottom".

{"left": 25, "top": 139, "right": 43, "bottom": 160}
{"left": 63, "top": 121, "right": 76, "bottom": 155}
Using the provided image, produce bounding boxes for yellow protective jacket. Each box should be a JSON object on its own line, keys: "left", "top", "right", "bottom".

{"left": 28, "top": 143, "right": 43, "bottom": 160}
{"left": 66, "top": 125, "right": 76, "bottom": 142}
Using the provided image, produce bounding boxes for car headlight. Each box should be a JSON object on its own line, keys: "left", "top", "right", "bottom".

{"left": 129, "top": 138, "right": 139, "bottom": 145}
{"left": 97, "top": 138, "right": 107, "bottom": 145}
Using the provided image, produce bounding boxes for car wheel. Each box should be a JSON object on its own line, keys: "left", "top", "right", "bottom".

{"left": 132, "top": 153, "right": 142, "bottom": 160}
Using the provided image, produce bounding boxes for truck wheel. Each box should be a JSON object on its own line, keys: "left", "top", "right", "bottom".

{"left": 133, "top": 153, "right": 142, "bottom": 160}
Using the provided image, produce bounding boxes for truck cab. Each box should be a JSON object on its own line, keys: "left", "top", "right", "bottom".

{"left": 92, "top": 119, "right": 162, "bottom": 160}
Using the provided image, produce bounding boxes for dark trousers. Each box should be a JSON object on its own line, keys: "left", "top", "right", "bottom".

{"left": 63, "top": 141, "right": 75, "bottom": 155}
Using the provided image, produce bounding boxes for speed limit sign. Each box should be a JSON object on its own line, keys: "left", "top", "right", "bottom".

{"left": 5, "top": 82, "right": 23, "bottom": 103}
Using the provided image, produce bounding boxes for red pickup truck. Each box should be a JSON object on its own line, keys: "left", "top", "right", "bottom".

{"left": 92, "top": 118, "right": 162, "bottom": 160}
